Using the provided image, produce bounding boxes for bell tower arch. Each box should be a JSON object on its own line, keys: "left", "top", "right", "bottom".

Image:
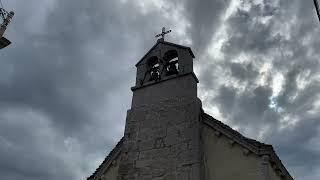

{"left": 163, "top": 49, "right": 179, "bottom": 76}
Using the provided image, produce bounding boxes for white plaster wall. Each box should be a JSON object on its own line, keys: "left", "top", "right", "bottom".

{"left": 202, "top": 125, "right": 264, "bottom": 180}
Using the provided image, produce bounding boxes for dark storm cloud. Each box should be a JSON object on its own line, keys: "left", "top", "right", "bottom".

{"left": 214, "top": 84, "right": 275, "bottom": 127}
{"left": 0, "top": 0, "right": 319, "bottom": 179}
{"left": 229, "top": 62, "right": 259, "bottom": 80}
{"left": 184, "top": 0, "right": 231, "bottom": 54}
{"left": 198, "top": 0, "right": 320, "bottom": 179}
{"left": 0, "top": 0, "right": 177, "bottom": 179}
{"left": 265, "top": 114, "right": 320, "bottom": 179}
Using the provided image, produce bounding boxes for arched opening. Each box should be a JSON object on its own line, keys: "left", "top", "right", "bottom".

{"left": 147, "top": 56, "right": 160, "bottom": 81}
{"left": 163, "top": 50, "right": 179, "bottom": 76}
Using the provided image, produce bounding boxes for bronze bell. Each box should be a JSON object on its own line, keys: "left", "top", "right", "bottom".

{"left": 166, "top": 63, "right": 178, "bottom": 76}
{"left": 149, "top": 66, "right": 160, "bottom": 81}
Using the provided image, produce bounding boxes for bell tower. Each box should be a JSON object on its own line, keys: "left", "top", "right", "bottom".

{"left": 117, "top": 29, "right": 203, "bottom": 180}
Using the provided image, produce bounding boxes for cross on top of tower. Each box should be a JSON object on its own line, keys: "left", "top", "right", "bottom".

{"left": 155, "top": 27, "right": 171, "bottom": 41}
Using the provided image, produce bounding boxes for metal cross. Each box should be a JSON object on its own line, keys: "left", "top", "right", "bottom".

{"left": 155, "top": 27, "right": 171, "bottom": 40}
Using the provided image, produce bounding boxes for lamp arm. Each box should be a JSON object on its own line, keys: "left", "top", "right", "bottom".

{"left": 315, "top": 0, "right": 320, "bottom": 23}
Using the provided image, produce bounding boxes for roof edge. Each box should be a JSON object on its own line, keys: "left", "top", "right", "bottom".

{"left": 87, "top": 137, "right": 124, "bottom": 180}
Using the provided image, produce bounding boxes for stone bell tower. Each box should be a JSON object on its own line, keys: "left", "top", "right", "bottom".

{"left": 117, "top": 29, "right": 204, "bottom": 180}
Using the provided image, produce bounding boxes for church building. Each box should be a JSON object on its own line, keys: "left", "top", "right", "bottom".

{"left": 88, "top": 29, "right": 294, "bottom": 180}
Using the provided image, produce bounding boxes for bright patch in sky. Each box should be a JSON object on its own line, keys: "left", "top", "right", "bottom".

{"left": 206, "top": 0, "right": 240, "bottom": 60}
{"left": 272, "top": 72, "right": 284, "bottom": 97}
{"left": 279, "top": 115, "right": 299, "bottom": 130}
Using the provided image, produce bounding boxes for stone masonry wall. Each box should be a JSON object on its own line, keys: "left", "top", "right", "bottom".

{"left": 117, "top": 97, "right": 203, "bottom": 180}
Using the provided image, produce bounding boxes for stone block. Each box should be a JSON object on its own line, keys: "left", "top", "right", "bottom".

{"left": 138, "top": 139, "right": 156, "bottom": 151}
{"left": 123, "top": 141, "right": 139, "bottom": 152}
{"left": 169, "top": 142, "right": 188, "bottom": 158}
{"left": 152, "top": 168, "right": 166, "bottom": 178}
{"left": 164, "top": 173, "right": 176, "bottom": 180}
{"left": 136, "top": 159, "right": 153, "bottom": 168}
{"left": 177, "top": 149, "right": 200, "bottom": 165}
{"left": 138, "top": 166, "right": 152, "bottom": 176}
{"left": 118, "top": 162, "right": 135, "bottom": 175}
{"left": 140, "top": 175, "right": 153, "bottom": 180}
{"left": 151, "top": 158, "right": 175, "bottom": 170}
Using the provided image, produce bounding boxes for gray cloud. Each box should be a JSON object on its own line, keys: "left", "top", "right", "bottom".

{"left": 229, "top": 62, "right": 259, "bottom": 80}
{"left": 0, "top": 0, "right": 319, "bottom": 179}
{"left": 199, "top": 0, "right": 320, "bottom": 179}
{"left": 1, "top": 0, "right": 204, "bottom": 179}
{"left": 184, "top": 0, "right": 231, "bottom": 54}
{"left": 0, "top": 0, "right": 166, "bottom": 179}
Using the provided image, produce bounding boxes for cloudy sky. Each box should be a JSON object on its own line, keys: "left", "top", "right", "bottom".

{"left": 0, "top": 0, "right": 319, "bottom": 179}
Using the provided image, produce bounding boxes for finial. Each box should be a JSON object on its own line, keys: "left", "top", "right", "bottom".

{"left": 155, "top": 27, "right": 171, "bottom": 41}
